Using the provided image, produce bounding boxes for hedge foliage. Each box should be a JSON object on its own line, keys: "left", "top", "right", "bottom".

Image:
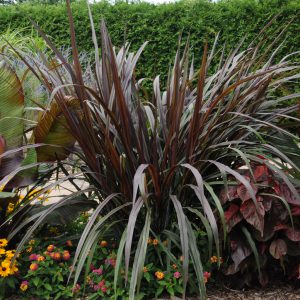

{"left": 0, "top": 0, "right": 299, "bottom": 80}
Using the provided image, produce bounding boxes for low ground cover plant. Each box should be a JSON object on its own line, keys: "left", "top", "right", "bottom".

{"left": 0, "top": 1, "right": 299, "bottom": 299}
{"left": 0, "top": 215, "right": 220, "bottom": 299}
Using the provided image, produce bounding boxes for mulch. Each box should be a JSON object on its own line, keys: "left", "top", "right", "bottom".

{"left": 7, "top": 285, "right": 300, "bottom": 299}
{"left": 159, "top": 285, "right": 300, "bottom": 300}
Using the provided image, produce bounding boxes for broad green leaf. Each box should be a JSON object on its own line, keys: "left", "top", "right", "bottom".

{"left": 33, "top": 96, "right": 79, "bottom": 162}
{"left": 0, "top": 61, "right": 24, "bottom": 149}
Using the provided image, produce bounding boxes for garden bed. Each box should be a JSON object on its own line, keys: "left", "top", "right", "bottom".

{"left": 7, "top": 285, "right": 300, "bottom": 300}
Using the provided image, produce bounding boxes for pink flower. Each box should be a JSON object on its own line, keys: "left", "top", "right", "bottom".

{"left": 90, "top": 264, "right": 95, "bottom": 271}
{"left": 72, "top": 283, "right": 80, "bottom": 293}
{"left": 93, "top": 280, "right": 106, "bottom": 291}
{"left": 98, "top": 280, "right": 105, "bottom": 287}
{"left": 29, "top": 254, "right": 38, "bottom": 261}
{"left": 203, "top": 271, "right": 211, "bottom": 279}
{"left": 173, "top": 271, "right": 181, "bottom": 279}
{"left": 105, "top": 258, "right": 116, "bottom": 267}
{"left": 92, "top": 268, "right": 103, "bottom": 276}
{"left": 101, "top": 286, "right": 108, "bottom": 293}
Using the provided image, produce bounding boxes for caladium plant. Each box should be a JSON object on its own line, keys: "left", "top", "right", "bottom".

{"left": 221, "top": 160, "right": 300, "bottom": 287}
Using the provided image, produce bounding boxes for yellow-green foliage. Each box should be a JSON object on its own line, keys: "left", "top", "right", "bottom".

{"left": 0, "top": 0, "right": 299, "bottom": 81}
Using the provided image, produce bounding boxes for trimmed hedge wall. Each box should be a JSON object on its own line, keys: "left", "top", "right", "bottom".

{"left": 0, "top": 0, "right": 299, "bottom": 80}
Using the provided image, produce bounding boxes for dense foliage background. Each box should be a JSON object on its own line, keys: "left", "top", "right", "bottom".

{"left": 0, "top": 0, "right": 299, "bottom": 80}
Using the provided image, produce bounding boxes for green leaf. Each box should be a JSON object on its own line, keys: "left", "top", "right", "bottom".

{"left": 129, "top": 209, "right": 151, "bottom": 300}
{"left": 0, "top": 61, "right": 24, "bottom": 150}
{"left": 44, "top": 283, "right": 52, "bottom": 291}
{"left": 33, "top": 97, "right": 79, "bottom": 162}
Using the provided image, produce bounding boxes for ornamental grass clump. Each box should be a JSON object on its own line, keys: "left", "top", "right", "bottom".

{"left": 4, "top": 1, "right": 300, "bottom": 298}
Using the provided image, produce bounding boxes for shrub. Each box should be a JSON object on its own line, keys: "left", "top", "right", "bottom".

{"left": 0, "top": 0, "right": 299, "bottom": 82}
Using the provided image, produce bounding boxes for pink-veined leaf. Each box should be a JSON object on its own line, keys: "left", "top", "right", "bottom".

{"left": 269, "top": 239, "right": 287, "bottom": 259}
{"left": 240, "top": 199, "right": 265, "bottom": 236}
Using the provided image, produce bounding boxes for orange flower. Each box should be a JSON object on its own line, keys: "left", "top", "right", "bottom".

{"left": 152, "top": 239, "right": 159, "bottom": 246}
{"left": 172, "top": 264, "right": 177, "bottom": 269}
{"left": 155, "top": 271, "right": 164, "bottom": 280}
{"left": 63, "top": 250, "right": 71, "bottom": 261}
{"left": 66, "top": 240, "right": 73, "bottom": 247}
{"left": 47, "top": 245, "right": 55, "bottom": 252}
{"left": 26, "top": 247, "right": 32, "bottom": 253}
{"left": 143, "top": 267, "right": 148, "bottom": 273}
{"left": 29, "top": 263, "right": 38, "bottom": 271}
{"left": 210, "top": 256, "right": 218, "bottom": 263}
{"left": 147, "top": 238, "right": 153, "bottom": 245}
{"left": 37, "top": 255, "right": 45, "bottom": 262}
{"left": 52, "top": 252, "right": 61, "bottom": 261}
{"left": 100, "top": 240, "right": 108, "bottom": 247}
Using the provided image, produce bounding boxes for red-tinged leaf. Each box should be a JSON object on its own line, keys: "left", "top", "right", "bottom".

{"left": 291, "top": 206, "right": 300, "bottom": 216}
{"left": 269, "top": 239, "right": 287, "bottom": 259}
{"left": 286, "top": 240, "right": 300, "bottom": 256}
{"left": 261, "top": 196, "right": 272, "bottom": 211}
{"left": 259, "top": 271, "right": 269, "bottom": 287}
{"left": 231, "top": 244, "right": 252, "bottom": 272}
{"left": 225, "top": 204, "right": 242, "bottom": 232}
{"left": 285, "top": 228, "right": 300, "bottom": 242}
{"left": 237, "top": 181, "right": 258, "bottom": 202}
{"left": 254, "top": 220, "right": 275, "bottom": 242}
{"left": 224, "top": 263, "right": 239, "bottom": 275}
{"left": 274, "top": 183, "right": 300, "bottom": 206}
{"left": 259, "top": 242, "right": 268, "bottom": 255}
{"left": 273, "top": 224, "right": 289, "bottom": 231}
{"left": 219, "top": 186, "right": 238, "bottom": 204}
{"left": 253, "top": 165, "right": 269, "bottom": 182}
{"left": 240, "top": 200, "right": 265, "bottom": 235}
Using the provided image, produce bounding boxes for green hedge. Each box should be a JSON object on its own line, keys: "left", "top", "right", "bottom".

{"left": 0, "top": 0, "right": 299, "bottom": 80}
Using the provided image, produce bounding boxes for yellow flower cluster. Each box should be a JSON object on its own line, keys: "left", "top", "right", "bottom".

{"left": 19, "top": 188, "right": 50, "bottom": 201}
{"left": 0, "top": 239, "right": 18, "bottom": 277}
{"left": 5, "top": 189, "right": 50, "bottom": 216}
